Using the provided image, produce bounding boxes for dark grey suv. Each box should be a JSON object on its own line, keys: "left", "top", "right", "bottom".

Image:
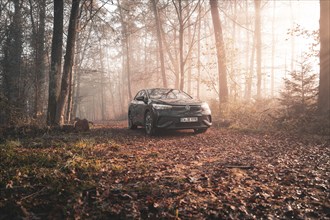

{"left": 128, "top": 88, "right": 212, "bottom": 135}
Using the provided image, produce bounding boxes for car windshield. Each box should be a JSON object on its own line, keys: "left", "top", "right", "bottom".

{"left": 147, "top": 89, "right": 192, "bottom": 100}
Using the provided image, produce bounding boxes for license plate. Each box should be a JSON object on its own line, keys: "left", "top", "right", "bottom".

{"left": 180, "top": 117, "right": 198, "bottom": 122}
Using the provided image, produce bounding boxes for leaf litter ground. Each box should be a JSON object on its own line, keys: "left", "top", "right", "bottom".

{"left": 0, "top": 121, "right": 329, "bottom": 219}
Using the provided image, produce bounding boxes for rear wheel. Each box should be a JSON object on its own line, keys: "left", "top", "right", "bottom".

{"left": 194, "top": 128, "right": 207, "bottom": 134}
{"left": 145, "top": 111, "right": 156, "bottom": 135}
{"left": 128, "top": 112, "right": 137, "bottom": 129}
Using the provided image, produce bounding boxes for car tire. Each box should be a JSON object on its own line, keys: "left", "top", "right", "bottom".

{"left": 128, "top": 112, "right": 137, "bottom": 129}
{"left": 145, "top": 111, "right": 156, "bottom": 135}
{"left": 194, "top": 128, "right": 207, "bottom": 134}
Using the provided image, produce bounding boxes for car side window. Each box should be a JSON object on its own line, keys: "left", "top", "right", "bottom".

{"left": 141, "top": 90, "right": 147, "bottom": 99}
{"left": 134, "top": 90, "right": 147, "bottom": 101}
{"left": 134, "top": 91, "right": 143, "bottom": 100}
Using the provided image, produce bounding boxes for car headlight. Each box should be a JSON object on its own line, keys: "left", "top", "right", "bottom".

{"left": 201, "top": 103, "right": 211, "bottom": 112}
{"left": 152, "top": 104, "right": 172, "bottom": 110}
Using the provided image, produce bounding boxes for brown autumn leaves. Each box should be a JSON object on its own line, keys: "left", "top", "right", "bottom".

{"left": 0, "top": 121, "right": 329, "bottom": 219}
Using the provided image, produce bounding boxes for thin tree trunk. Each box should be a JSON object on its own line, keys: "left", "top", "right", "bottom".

{"left": 151, "top": 0, "right": 167, "bottom": 88}
{"left": 210, "top": 0, "right": 228, "bottom": 104}
{"left": 246, "top": 36, "right": 256, "bottom": 100}
{"left": 197, "top": 1, "right": 201, "bottom": 99}
{"left": 125, "top": 32, "right": 132, "bottom": 101}
{"left": 37, "top": 0, "right": 46, "bottom": 118}
{"left": 118, "top": 0, "right": 132, "bottom": 101}
{"left": 47, "top": 0, "right": 63, "bottom": 126}
{"left": 55, "top": 0, "right": 80, "bottom": 125}
{"left": 231, "top": 0, "right": 237, "bottom": 100}
{"left": 318, "top": 0, "right": 330, "bottom": 113}
{"left": 99, "top": 44, "right": 105, "bottom": 120}
{"left": 244, "top": 0, "right": 250, "bottom": 100}
{"left": 271, "top": 0, "right": 276, "bottom": 97}
{"left": 290, "top": 1, "right": 295, "bottom": 71}
{"left": 254, "top": 0, "right": 262, "bottom": 99}
{"left": 66, "top": 64, "right": 73, "bottom": 122}
{"left": 178, "top": 0, "right": 185, "bottom": 90}
{"left": 29, "top": 0, "right": 46, "bottom": 119}
{"left": 187, "top": 3, "right": 192, "bottom": 94}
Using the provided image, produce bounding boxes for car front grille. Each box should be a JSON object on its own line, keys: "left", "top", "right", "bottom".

{"left": 171, "top": 105, "right": 202, "bottom": 114}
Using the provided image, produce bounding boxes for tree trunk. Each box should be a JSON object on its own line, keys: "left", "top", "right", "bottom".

{"left": 209, "top": 0, "right": 228, "bottom": 104}
{"left": 271, "top": 0, "right": 276, "bottom": 97}
{"left": 118, "top": 0, "right": 132, "bottom": 101}
{"left": 47, "top": 0, "right": 63, "bottom": 126}
{"left": 29, "top": 0, "right": 46, "bottom": 119}
{"left": 196, "top": 1, "right": 201, "bottom": 99}
{"left": 318, "top": 0, "right": 330, "bottom": 113}
{"left": 254, "top": 0, "right": 262, "bottom": 99}
{"left": 231, "top": 0, "right": 237, "bottom": 100}
{"left": 125, "top": 27, "right": 132, "bottom": 101}
{"left": 178, "top": 0, "right": 185, "bottom": 90}
{"left": 187, "top": 3, "right": 192, "bottom": 94}
{"left": 99, "top": 44, "right": 106, "bottom": 120}
{"left": 245, "top": 37, "right": 255, "bottom": 101}
{"left": 290, "top": 1, "right": 295, "bottom": 71}
{"left": 151, "top": 0, "right": 167, "bottom": 88}
{"left": 244, "top": 0, "right": 251, "bottom": 100}
{"left": 55, "top": 0, "right": 80, "bottom": 125}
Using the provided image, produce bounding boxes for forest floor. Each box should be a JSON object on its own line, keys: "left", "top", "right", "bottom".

{"left": 0, "top": 121, "right": 329, "bottom": 219}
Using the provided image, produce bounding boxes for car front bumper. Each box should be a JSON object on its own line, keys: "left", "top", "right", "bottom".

{"left": 152, "top": 109, "right": 212, "bottom": 130}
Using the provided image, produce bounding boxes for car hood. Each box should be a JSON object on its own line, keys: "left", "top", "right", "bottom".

{"left": 151, "top": 99, "right": 203, "bottom": 106}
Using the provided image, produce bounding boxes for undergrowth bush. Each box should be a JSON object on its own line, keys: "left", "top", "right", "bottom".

{"left": 208, "top": 60, "right": 328, "bottom": 135}
{"left": 209, "top": 98, "right": 281, "bottom": 132}
{"left": 209, "top": 98, "right": 329, "bottom": 135}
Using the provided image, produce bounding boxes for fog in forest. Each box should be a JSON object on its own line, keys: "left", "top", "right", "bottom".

{"left": 0, "top": 0, "right": 327, "bottom": 127}
{"left": 1, "top": 1, "right": 330, "bottom": 218}
{"left": 77, "top": 0, "right": 319, "bottom": 121}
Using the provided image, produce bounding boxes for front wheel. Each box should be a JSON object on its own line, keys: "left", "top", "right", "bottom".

{"left": 194, "top": 128, "right": 207, "bottom": 134}
{"left": 145, "top": 111, "right": 156, "bottom": 135}
{"left": 128, "top": 112, "right": 137, "bottom": 129}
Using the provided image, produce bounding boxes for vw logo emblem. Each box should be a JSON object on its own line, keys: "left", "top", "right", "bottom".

{"left": 185, "top": 105, "right": 190, "bottom": 111}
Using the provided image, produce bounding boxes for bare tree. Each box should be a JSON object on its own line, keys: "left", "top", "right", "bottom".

{"left": 55, "top": 0, "right": 81, "bottom": 125}
{"left": 151, "top": 0, "right": 167, "bottom": 88}
{"left": 28, "top": 0, "right": 46, "bottom": 119}
{"left": 254, "top": 0, "right": 262, "bottom": 99}
{"left": 118, "top": 0, "right": 133, "bottom": 101}
{"left": 209, "top": 0, "right": 228, "bottom": 104}
{"left": 172, "top": 0, "right": 199, "bottom": 90}
{"left": 318, "top": 0, "right": 330, "bottom": 113}
{"left": 196, "top": 1, "right": 202, "bottom": 99}
{"left": 271, "top": 0, "right": 276, "bottom": 97}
